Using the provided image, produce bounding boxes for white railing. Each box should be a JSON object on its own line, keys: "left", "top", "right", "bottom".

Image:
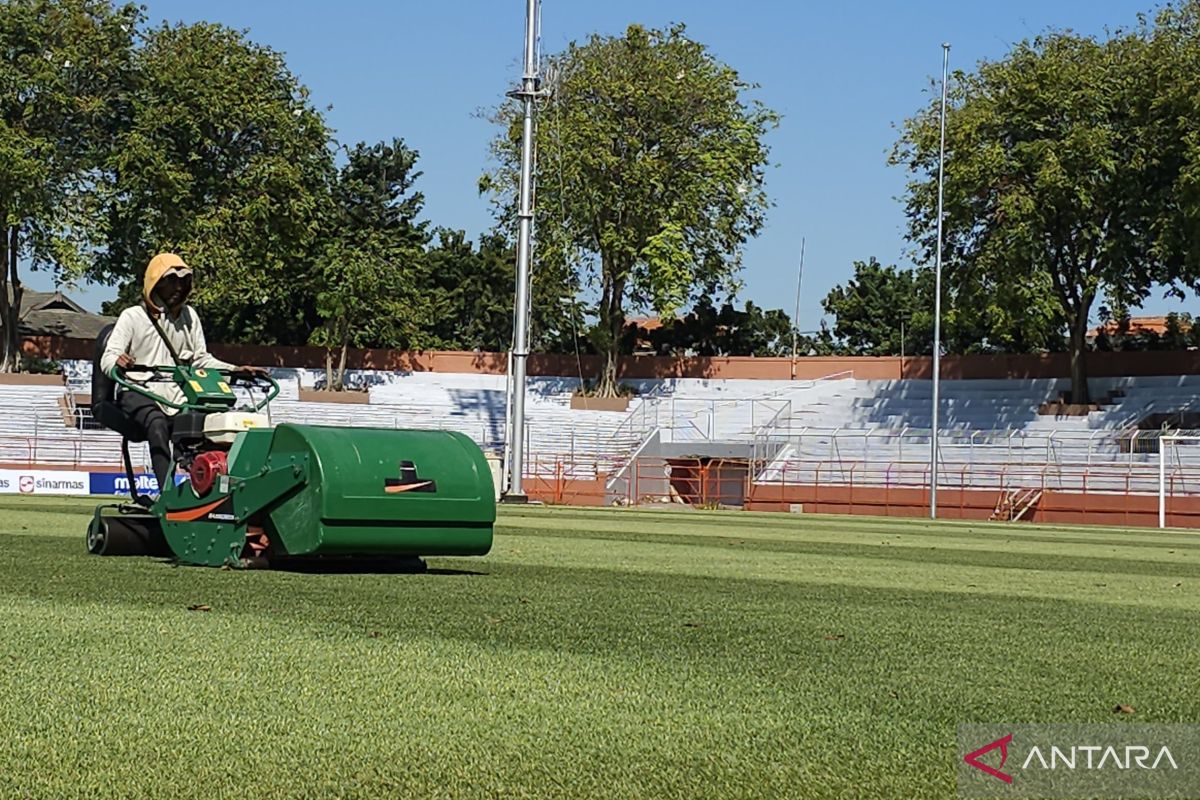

{"left": 753, "top": 425, "right": 1200, "bottom": 491}
{"left": 609, "top": 369, "right": 855, "bottom": 447}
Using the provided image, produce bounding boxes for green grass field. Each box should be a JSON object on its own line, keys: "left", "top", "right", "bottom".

{"left": 1, "top": 497, "right": 1198, "bottom": 799}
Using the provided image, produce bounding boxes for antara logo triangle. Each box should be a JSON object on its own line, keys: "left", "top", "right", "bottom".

{"left": 964, "top": 734, "right": 1015, "bottom": 784}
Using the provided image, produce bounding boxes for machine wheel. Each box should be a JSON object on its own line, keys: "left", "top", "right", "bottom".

{"left": 86, "top": 510, "right": 170, "bottom": 557}
{"left": 86, "top": 514, "right": 107, "bottom": 555}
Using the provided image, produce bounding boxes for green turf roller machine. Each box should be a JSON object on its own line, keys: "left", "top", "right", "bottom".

{"left": 86, "top": 327, "right": 495, "bottom": 568}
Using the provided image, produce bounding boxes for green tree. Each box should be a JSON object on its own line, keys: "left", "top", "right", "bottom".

{"left": 794, "top": 326, "right": 842, "bottom": 357}
{"left": 822, "top": 259, "right": 934, "bottom": 356}
{"left": 424, "top": 230, "right": 514, "bottom": 351}
{"left": 311, "top": 139, "right": 432, "bottom": 388}
{"left": 0, "top": 0, "right": 139, "bottom": 370}
{"left": 483, "top": 23, "right": 777, "bottom": 395}
{"left": 1161, "top": 312, "right": 1192, "bottom": 350}
{"left": 424, "top": 228, "right": 587, "bottom": 353}
{"left": 893, "top": 28, "right": 1174, "bottom": 401}
{"left": 1143, "top": 2, "right": 1200, "bottom": 289}
{"left": 311, "top": 237, "right": 426, "bottom": 389}
{"left": 645, "top": 297, "right": 794, "bottom": 357}
{"left": 821, "top": 258, "right": 1066, "bottom": 357}
{"left": 99, "top": 21, "right": 333, "bottom": 345}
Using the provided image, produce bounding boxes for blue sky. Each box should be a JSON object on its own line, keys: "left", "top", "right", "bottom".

{"left": 35, "top": 0, "right": 1187, "bottom": 328}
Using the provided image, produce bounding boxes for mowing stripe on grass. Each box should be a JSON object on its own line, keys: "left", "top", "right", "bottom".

{"left": 1, "top": 497, "right": 1198, "bottom": 799}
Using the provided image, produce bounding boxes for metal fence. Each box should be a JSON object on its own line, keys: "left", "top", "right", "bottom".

{"left": 751, "top": 426, "right": 1200, "bottom": 477}
{"left": 6, "top": 404, "right": 633, "bottom": 484}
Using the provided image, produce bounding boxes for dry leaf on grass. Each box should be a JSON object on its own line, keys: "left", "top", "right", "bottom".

{"left": 187, "top": 604, "right": 211, "bottom": 612}
{"left": 1113, "top": 704, "right": 1136, "bottom": 714}
{"left": 824, "top": 634, "right": 845, "bottom": 641}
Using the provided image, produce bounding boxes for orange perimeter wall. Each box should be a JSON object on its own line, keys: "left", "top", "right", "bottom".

{"left": 747, "top": 484, "right": 1200, "bottom": 528}
{"left": 24, "top": 335, "right": 1200, "bottom": 381}
{"left": 8, "top": 460, "right": 1194, "bottom": 529}
{"left": 521, "top": 475, "right": 1200, "bottom": 528}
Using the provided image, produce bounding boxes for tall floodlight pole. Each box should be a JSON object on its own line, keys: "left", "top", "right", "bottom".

{"left": 930, "top": 42, "right": 950, "bottom": 519}
{"left": 790, "top": 237, "right": 806, "bottom": 379}
{"left": 503, "top": 0, "right": 540, "bottom": 501}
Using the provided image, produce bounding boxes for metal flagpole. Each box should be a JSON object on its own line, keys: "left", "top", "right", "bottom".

{"left": 931, "top": 42, "right": 950, "bottom": 519}
{"left": 503, "top": 0, "right": 540, "bottom": 501}
{"left": 1160, "top": 438, "right": 1167, "bottom": 529}
{"left": 790, "top": 237, "right": 805, "bottom": 380}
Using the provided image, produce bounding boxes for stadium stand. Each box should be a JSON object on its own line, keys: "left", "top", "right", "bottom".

{"left": 752, "top": 376, "right": 1200, "bottom": 496}
{"left": 56, "top": 362, "right": 639, "bottom": 480}
{"left": 12, "top": 362, "right": 1200, "bottom": 520}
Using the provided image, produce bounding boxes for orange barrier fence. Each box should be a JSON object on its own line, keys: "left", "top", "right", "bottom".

{"left": 744, "top": 483, "right": 1200, "bottom": 528}
{"left": 7, "top": 441, "right": 1200, "bottom": 528}
{"left": 517, "top": 455, "right": 1200, "bottom": 529}
{"left": 748, "top": 459, "right": 1200, "bottom": 527}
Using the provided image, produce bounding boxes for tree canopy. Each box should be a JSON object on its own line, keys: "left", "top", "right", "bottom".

{"left": 310, "top": 139, "right": 433, "bottom": 389}
{"left": 99, "top": 20, "right": 333, "bottom": 346}
{"left": 821, "top": 259, "right": 934, "bottom": 357}
{"left": 15, "top": 0, "right": 1200, "bottom": 388}
{"left": 483, "top": 23, "right": 778, "bottom": 394}
{"left": 0, "top": 0, "right": 139, "bottom": 370}
{"left": 642, "top": 297, "right": 793, "bottom": 357}
{"left": 892, "top": 9, "right": 1200, "bottom": 401}
{"left": 819, "top": 258, "right": 1069, "bottom": 357}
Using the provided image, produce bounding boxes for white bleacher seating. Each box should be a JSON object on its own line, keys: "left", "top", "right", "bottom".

{"left": 12, "top": 363, "right": 1200, "bottom": 495}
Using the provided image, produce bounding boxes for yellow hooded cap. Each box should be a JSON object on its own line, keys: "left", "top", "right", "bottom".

{"left": 143, "top": 253, "right": 193, "bottom": 308}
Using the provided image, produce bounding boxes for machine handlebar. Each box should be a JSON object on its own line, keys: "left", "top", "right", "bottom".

{"left": 110, "top": 364, "right": 280, "bottom": 412}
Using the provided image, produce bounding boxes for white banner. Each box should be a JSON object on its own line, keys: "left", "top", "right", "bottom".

{"left": 0, "top": 469, "right": 90, "bottom": 496}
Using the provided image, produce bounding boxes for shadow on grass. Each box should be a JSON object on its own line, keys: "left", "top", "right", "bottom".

{"left": 51, "top": 553, "right": 487, "bottom": 576}
{"left": 268, "top": 557, "right": 486, "bottom": 576}
{"left": 139, "top": 553, "right": 489, "bottom": 576}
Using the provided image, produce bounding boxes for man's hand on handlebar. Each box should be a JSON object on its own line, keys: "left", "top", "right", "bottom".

{"left": 229, "top": 365, "right": 269, "bottom": 379}
{"left": 116, "top": 353, "right": 135, "bottom": 370}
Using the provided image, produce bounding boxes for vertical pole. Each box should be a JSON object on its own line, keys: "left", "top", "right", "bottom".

{"left": 931, "top": 43, "right": 950, "bottom": 520}
{"left": 504, "top": 0, "right": 540, "bottom": 501}
{"left": 790, "top": 237, "right": 806, "bottom": 380}
{"left": 500, "top": 349, "right": 513, "bottom": 492}
{"left": 1159, "top": 436, "right": 1167, "bottom": 529}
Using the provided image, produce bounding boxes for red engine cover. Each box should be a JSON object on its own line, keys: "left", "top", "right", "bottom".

{"left": 190, "top": 451, "right": 229, "bottom": 496}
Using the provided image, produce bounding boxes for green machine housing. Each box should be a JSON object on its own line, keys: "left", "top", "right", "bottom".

{"left": 87, "top": 356, "right": 495, "bottom": 568}
{"left": 173, "top": 364, "right": 240, "bottom": 406}
{"left": 159, "top": 425, "right": 495, "bottom": 567}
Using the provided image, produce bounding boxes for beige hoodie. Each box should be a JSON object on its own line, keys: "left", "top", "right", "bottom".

{"left": 100, "top": 253, "right": 232, "bottom": 414}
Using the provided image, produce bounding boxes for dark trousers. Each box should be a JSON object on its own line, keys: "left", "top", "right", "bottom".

{"left": 117, "top": 392, "right": 174, "bottom": 493}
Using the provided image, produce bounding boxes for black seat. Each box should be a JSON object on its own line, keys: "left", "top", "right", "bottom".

{"left": 171, "top": 411, "right": 208, "bottom": 450}
{"left": 91, "top": 323, "right": 148, "bottom": 442}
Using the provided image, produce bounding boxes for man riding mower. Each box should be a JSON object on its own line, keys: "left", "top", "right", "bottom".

{"left": 86, "top": 253, "right": 494, "bottom": 568}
